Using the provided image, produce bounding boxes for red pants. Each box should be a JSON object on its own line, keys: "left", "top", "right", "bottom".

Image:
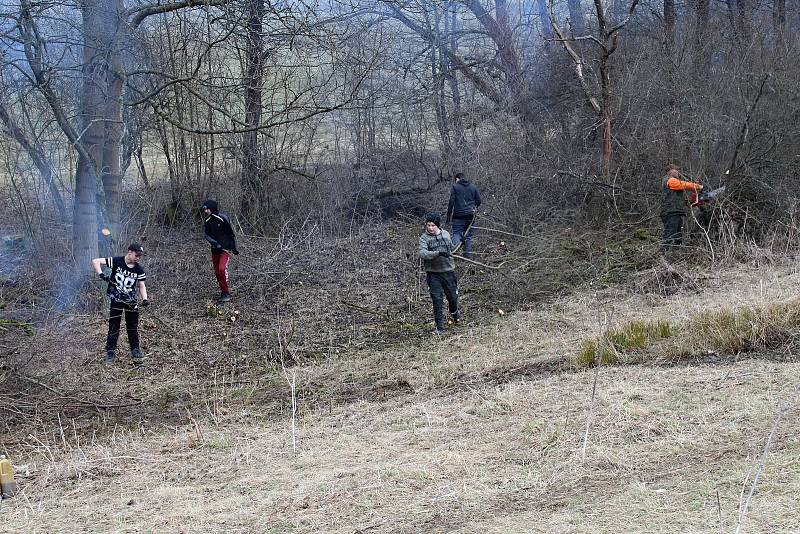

{"left": 211, "top": 251, "right": 230, "bottom": 293}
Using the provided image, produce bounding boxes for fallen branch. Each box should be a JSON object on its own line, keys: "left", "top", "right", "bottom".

{"left": 13, "top": 372, "right": 142, "bottom": 410}
{"left": 454, "top": 254, "right": 506, "bottom": 271}
{"left": 471, "top": 225, "right": 536, "bottom": 240}
{"left": 340, "top": 300, "right": 401, "bottom": 323}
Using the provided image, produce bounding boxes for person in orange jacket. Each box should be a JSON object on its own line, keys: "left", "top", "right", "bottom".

{"left": 660, "top": 165, "right": 702, "bottom": 251}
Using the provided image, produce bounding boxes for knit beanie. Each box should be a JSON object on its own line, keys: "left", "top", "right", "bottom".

{"left": 201, "top": 200, "right": 219, "bottom": 214}
{"left": 425, "top": 212, "right": 441, "bottom": 227}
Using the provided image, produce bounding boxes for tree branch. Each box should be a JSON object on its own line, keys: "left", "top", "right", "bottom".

{"left": 127, "top": 0, "right": 232, "bottom": 28}
{"left": 547, "top": 0, "right": 601, "bottom": 115}
{"left": 384, "top": 2, "right": 504, "bottom": 106}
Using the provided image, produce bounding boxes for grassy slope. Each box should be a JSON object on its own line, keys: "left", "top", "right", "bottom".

{"left": 3, "top": 259, "right": 800, "bottom": 533}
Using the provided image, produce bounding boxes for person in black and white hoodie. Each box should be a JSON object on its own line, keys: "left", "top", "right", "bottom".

{"left": 92, "top": 243, "right": 149, "bottom": 364}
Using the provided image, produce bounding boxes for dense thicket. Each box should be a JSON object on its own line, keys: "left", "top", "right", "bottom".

{"left": 0, "top": 0, "right": 798, "bottom": 256}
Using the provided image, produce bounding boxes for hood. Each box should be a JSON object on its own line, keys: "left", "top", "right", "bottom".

{"left": 457, "top": 179, "right": 472, "bottom": 187}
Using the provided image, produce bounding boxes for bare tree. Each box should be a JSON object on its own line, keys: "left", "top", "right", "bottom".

{"left": 240, "top": 0, "right": 267, "bottom": 227}
{"left": 549, "top": 0, "right": 640, "bottom": 175}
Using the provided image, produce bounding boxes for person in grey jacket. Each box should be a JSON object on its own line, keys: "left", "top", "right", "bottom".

{"left": 419, "top": 212, "right": 460, "bottom": 333}
{"left": 446, "top": 172, "right": 482, "bottom": 258}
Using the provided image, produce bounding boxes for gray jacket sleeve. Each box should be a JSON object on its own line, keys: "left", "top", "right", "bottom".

{"left": 418, "top": 235, "right": 439, "bottom": 260}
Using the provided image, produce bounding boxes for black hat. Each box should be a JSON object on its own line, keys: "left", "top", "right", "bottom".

{"left": 128, "top": 243, "right": 145, "bottom": 255}
{"left": 201, "top": 199, "right": 219, "bottom": 213}
{"left": 425, "top": 212, "right": 441, "bottom": 227}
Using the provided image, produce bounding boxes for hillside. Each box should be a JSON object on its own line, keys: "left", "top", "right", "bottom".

{"left": 2, "top": 243, "right": 799, "bottom": 533}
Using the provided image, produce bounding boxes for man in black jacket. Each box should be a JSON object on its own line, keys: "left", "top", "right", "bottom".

{"left": 202, "top": 200, "right": 239, "bottom": 302}
{"left": 446, "top": 173, "right": 482, "bottom": 258}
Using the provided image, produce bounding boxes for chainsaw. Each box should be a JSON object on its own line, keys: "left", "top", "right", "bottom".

{"left": 692, "top": 186, "right": 727, "bottom": 207}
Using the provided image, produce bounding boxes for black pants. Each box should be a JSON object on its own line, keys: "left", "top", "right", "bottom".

{"left": 427, "top": 271, "right": 459, "bottom": 329}
{"left": 661, "top": 214, "right": 684, "bottom": 251}
{"left": 106, "top": 301, "right": 140, "bottom": 352}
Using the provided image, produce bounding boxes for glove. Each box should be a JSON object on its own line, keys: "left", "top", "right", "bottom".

{"left": 99, "top": 272, "right": 110, "bottom": 282}
{"left": 232, "top": 249, "right": 240, "bottom": 255}
{"left": 438, "top": 250, "right": 451, "bottom": 258}
{"left": 139, "top": 299, "right": 149, "bottom": 307}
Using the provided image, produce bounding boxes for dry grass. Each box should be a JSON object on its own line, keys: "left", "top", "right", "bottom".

{"left": 688, "top": 299, "right": 800, "bottom": 354}
{"left": 2, "top": 358, "right": 799, "bottom": 533}
{"left": 4, "top": 235, "right": 800, "bottom": 532}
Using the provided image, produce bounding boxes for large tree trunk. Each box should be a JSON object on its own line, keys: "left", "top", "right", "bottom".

{"left": 72, "top": 0, "right": 126, "bottom": 265}
{"left": 240, "top": 0, "right": 266, "bottom": 229}
{"left": 74, "top": 0, "right": 123, "bottom": 268}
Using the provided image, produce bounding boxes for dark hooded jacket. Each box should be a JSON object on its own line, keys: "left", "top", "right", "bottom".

{"left": 202, "top": 200, "right": 238, "bottom": 254}
{"left": 446, "top": 179, "right": 482, "bottom": 222}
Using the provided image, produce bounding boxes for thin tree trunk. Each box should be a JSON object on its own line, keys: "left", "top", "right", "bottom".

{"left": 692, "top": 0, "right": 710, "bottom": 66}
{"left": 240, "top": 0, "right": 266, "bottom": 228}
{"left": 538, "top": 0, "right": 555, "bottom": 38}
{"left": 157, "top": 120, "right": 178, "bottom": 203}
{"left": 431, "top": 8, "right": 452, "bottom": 168}
{"left": 567, "top": 0, "right": 586, "bottom": 34}
{"left": 773, "top": 0, "right": 786, "bottom": 51}
{"left": 447, "top": 5, "right": 465, "bottom": 150}
{"left": 664, "top": 0, "right": 675, "bottom": 51}
{"left": 0, "top": 102, "right": 67, "bottom": 218}
{"left": 600, "top": 50, "right": 613, "bottom": 176}
{"left": 736, "top": 0, "right": 753, "bottom": 41}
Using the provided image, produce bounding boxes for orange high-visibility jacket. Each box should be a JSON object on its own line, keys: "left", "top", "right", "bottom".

{"left": 661, "top": 176, "right": 702, "bottom": 216}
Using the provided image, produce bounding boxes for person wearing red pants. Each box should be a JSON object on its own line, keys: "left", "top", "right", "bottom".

{"left": 202, "top": 200, "right": 239, "bottom": 302}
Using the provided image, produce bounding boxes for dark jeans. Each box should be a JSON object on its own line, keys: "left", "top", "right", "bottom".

{"left": 451, "top": 216, "right": 474, "bottom": 258}
{"left": 106, "top": 300, "right": 140, "bottom": 352}
{"left": 661, "top": 214, "right": 684, "bottom": 251}
{"left": 427, "top": 271, "right": 459, "bottom": 330}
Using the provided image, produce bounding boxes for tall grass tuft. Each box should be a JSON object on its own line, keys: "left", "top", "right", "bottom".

{"left": 676, "top": 299, "right": 800, "bottom": 356}
{"left": 577, "top": 299, "right": 800, "bottom": 366}
{"left": 576, "top": 319, "right": 673, "bottom": 367}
